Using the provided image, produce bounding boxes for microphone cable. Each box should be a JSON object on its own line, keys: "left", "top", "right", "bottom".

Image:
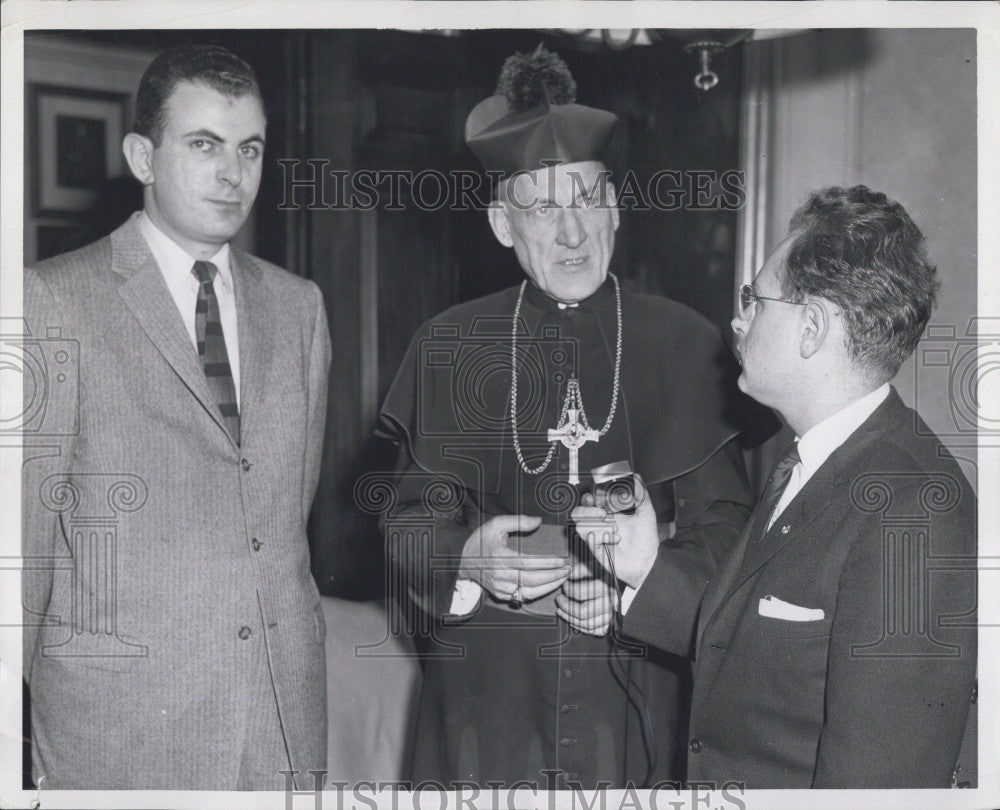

{"left": 601, "top": 540, "right": 658, "bottom": 788}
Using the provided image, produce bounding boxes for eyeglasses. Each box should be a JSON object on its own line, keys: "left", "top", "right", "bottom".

{"left": 737, "top": 284, "right": 807, "bottom": 319}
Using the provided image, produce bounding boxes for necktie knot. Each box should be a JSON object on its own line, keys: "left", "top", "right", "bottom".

{"left": 192, "top": 260, "right": 218, "bottom": 286}
{"left": 770, "top": 441, "right": 801, "bottom": 490}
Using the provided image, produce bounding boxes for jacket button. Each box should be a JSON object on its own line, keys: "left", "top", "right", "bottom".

{"left": 251, "top": 538, "right": 262, "bottom": 551}
{"left": 563, "top": 668, "right": 574, "bottom": 679}
{"left": 559, "top": 737, "right": 577, "bottom": 747}
{"left": 241, "top": 458, "right": 252, "bottom": 472}
{"left": 238, "top": 626, "right": 252, "bottom": 640}
{"left": 689, "top": 738, "right": 702, "bottom": 753}
{"left": 560, "top": 704, "right": 578, "bottom": 714}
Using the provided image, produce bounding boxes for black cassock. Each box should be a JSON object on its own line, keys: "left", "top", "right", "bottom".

{"left": 378, "top": 276, "right": 766, "bottom": 788}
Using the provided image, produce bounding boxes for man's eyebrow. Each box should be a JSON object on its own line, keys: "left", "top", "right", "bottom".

{"left": 182, "top": 128, "right": 223, "bottom": 141}
{"left": 181, "top": 129, "right": 266, "bottom": 146}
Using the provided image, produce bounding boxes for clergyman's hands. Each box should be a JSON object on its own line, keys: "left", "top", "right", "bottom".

{"left": 459, "top": 514, "right": 571, "bottom": 603}
{"left": 571, "top": 474, "right": 659, "bottom": 590}
{"left": 555, "top": 562, "right": 614, "bottom": 636}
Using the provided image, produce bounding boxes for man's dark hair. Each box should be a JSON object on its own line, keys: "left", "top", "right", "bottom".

{"left": 133, "top": 44, "right": 263, "bottom": 146}
{"left": 784, "top": 184, "right": 939, "bottom": 380}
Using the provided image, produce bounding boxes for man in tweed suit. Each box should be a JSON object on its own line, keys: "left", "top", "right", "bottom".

{"left": 22, "top": 45, "right": 331, "bottom": 789}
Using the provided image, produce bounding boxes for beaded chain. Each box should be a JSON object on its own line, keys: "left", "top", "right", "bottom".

{"left": 509, "top": 274, "right": 623, "bottom": 475}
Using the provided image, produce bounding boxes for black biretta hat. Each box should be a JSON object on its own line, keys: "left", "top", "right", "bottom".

{"left": 465, "top": 45, "right": 618, "bottom": 177}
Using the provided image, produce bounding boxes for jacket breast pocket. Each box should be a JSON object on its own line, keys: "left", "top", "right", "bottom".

{"left": 750, "top": 615, "right": 833, "bottom": 707}
{"left": 757, "top": 615, "right": 834, "bottom": 640}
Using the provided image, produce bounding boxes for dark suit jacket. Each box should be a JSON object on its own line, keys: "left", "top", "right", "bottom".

{"left": 624, "top": 388, "right": 977, "bottom": 788}
{"left": 22, "top": 213, "right": 332, "bottom": 788}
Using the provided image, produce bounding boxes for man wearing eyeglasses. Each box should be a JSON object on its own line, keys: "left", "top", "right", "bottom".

{"left": 573, "top": 185, "right": 977, "bottom": 788}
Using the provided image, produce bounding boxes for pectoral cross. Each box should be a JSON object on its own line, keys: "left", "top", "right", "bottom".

{"left": 548, "top": 408, "right": 599, "bottom": 486}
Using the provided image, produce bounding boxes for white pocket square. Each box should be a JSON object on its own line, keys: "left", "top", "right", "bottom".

{"left": 758, "top": 595, "right": 825, "bottom": 622}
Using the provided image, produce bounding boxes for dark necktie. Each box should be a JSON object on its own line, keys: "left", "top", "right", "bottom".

{"left": 192, "top": 260, "right": 240, "bottom": 445}
{"left": 750, "top": 441, "right": 801, "bottom": 543}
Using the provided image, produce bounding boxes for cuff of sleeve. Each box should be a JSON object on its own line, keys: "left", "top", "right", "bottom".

{"left": 449, "top": 579, "right": 482, "bottom": 616}
{"left": 619, "top": 585, "right": 638, "bottom": 615}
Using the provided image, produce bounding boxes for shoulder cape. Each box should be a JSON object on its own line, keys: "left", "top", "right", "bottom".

{"left": 378, "top": 279, "right": 773, "bottom": 493}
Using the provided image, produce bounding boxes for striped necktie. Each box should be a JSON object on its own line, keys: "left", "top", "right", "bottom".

{"left": 192, "top": 260, "right": 240, "bottom": 445}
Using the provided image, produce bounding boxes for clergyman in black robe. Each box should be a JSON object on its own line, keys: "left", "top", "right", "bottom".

{"left": 376, "top": 46, "right": 765, "bottom": 790}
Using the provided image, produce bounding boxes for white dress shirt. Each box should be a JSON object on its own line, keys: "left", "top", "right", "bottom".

{"left": 620, "top": 383, "right": 892, "bottom": 615}
{"left": 766, "top": 382, "right": 890, "bottom": 530}
{"left": 138, "top": 212, "right": 241, "bottom": 407}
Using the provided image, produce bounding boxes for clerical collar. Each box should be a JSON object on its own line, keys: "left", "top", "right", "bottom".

{"left": 522, "top": 275, "right": 617, "bottom": 313}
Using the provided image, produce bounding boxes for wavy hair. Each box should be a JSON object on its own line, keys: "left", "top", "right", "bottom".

{"left": 133, "top": 44, "right": 262, "bottom": 146}
{"left": 783, "top": 185, "right": 939, "bottom": 380}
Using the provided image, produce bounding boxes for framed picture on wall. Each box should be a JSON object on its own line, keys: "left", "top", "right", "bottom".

{"left": 30, "top": 84, "right": 129, "bottom": 216}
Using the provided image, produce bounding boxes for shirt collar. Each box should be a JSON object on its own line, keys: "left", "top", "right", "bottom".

{"left": 795, "top": 383, "right": 892, "bottom": 480}
{"left": 138, "top": 211, "right": 233, "bottom": 293}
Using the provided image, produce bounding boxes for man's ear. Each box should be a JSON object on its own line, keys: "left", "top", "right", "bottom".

{"left": 488, "top": 203, "right": 514, "bottom": 248}
{"left": 799, "top": 299, "right": 831, "bottom": 360}
{"left": 122, "top": 133, "right": 155, "bottom": 186}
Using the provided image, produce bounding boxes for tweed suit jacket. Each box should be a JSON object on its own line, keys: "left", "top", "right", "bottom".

{"left": 22, "top": 213, "right": 331, "bottom": 789}
{"left": 623, "top": 389, "right": 977, "bottom": 788}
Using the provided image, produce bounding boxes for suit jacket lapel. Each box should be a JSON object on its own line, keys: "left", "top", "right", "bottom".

{"left": 695, "top": 390, "right": 909, "bottom": 652}
{"left": 732, "top": 466, "right": 840, "bottom": 585}
{"left": 695, "top": 461, "right": 841, "bottom": 658}
{"left": 735, "top": 392, "right": 909, "bottom": 590}
{"left": 696, "top": 518, "right": 753, "bottom": 652}
{"left": 231, "top": 247, "right": 271, "bottom": 446}
{"left": 112, "top": 214, "right": 235, "bottom": 445}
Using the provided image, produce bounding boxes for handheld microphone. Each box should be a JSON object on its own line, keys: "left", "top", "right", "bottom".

{"left": 590, "top": 460, "right": 637, "bottom": 514}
